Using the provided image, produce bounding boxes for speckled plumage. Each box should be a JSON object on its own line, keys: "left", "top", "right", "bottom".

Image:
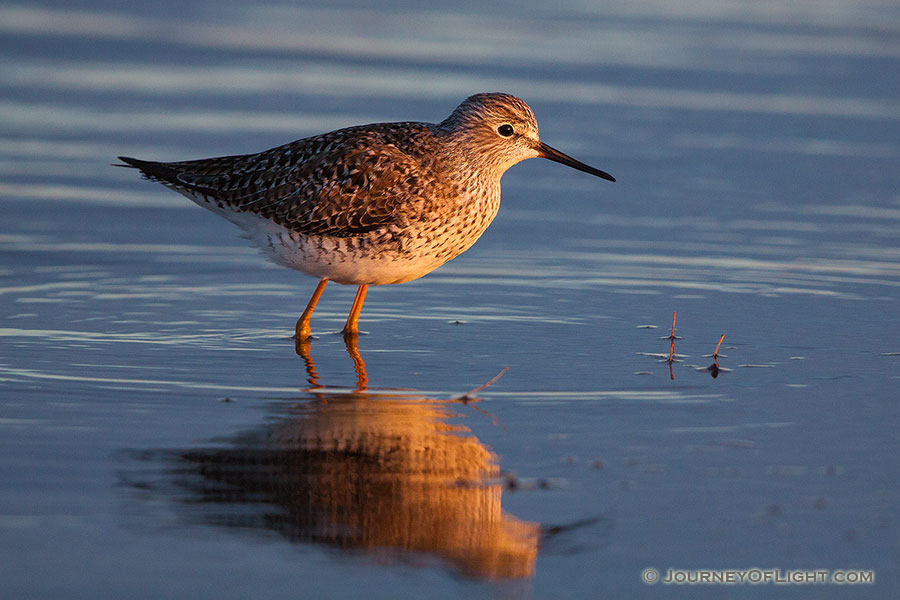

{"left": 118, "top": 92, "right": 614, "bottom": 336}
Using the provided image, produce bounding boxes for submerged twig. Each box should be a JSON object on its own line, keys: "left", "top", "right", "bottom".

{"left": 713, "top": 334, "right": 725, "bottom": 358}
{"left": 667, "top": 311, "right": 677, "bottom": 379}
{"left": 455, "top": 367, "right": 509, "bottom": 429}
{"left": 458, "top": 367, "right": 509, "bottom": 402}
{"left": 706, "top": 334, "right": 727, "bottom": 378}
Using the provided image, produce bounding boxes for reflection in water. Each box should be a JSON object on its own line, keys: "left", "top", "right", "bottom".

{"left": 166, "top": 339, "right": 539, "bottom": 579}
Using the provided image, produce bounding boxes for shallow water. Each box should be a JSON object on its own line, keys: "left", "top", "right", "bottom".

{"left": 2, "top": 1, "right": 899, "bottom": 598}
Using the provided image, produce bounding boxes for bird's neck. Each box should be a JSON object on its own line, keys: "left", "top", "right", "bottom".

{"left": 432, "top": 127, "right": 510, "bottom": 183}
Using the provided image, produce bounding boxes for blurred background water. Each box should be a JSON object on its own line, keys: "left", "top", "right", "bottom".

{"left": 1, "top": 1, "right": 899, "bottom": 598}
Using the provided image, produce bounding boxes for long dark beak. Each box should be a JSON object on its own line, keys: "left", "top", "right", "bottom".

{"left": 537, "top": 141, "right": 615, "bottom": 182}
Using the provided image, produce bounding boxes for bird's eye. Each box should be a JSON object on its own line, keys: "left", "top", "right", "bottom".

{"left": 497, "top": 124, "right": 514, "bottom": 137}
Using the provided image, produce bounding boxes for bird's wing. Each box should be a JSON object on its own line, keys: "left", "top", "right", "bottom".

{"left": 118, "top": 125, "right": 433, "bottom": 237}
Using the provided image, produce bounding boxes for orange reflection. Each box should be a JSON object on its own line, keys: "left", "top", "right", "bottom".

{"left": 175, "top": 337, "right": 538, "bottom": 579}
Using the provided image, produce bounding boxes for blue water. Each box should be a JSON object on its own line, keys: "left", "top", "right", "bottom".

{"left": 1, "top": 1, "right": 899, "bottom": 598}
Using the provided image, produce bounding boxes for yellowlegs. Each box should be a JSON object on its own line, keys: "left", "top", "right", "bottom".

{"left": 118, "top": 93, "right": 614, "bottom": 338}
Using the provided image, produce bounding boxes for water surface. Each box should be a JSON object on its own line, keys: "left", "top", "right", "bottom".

{"left": 1, "top": 1, "right": 899, "bottom": 598}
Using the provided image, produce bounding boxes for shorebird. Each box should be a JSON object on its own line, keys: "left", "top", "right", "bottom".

{"left": 118, "top": 92, "right": 614, "bottom": 339}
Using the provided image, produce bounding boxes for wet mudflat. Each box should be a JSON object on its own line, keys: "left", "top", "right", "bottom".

{"left": 1, "top": 1, "right": 899, "bottom": 598}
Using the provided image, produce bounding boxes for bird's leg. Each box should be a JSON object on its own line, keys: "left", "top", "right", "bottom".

{"left": 295, "top": 278, "right": 328, "bottom": 340}
{"left": 342, "top": 284, "right": 368, "bottom": 337}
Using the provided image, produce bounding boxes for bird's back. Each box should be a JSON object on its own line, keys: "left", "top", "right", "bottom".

{"left": 119, "top": 122, "right": 453, "bottom": 237}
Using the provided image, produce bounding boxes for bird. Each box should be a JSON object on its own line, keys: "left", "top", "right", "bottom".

{"left": 117, "top": 92, "right": 615, "bottom": 339}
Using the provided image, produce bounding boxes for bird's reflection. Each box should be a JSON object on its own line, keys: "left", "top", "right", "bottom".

{"left": 169, "top": 337, "right": 539, "bottom": 579}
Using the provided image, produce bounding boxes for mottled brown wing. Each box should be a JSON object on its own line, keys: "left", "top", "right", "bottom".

{"left": 247, "top": 141, "right": 426, "bottom": 237}
{"left": 121, "top": 124, "right": 432, "bottom": 238}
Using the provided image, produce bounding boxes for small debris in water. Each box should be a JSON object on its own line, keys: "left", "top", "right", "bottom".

{"left": 841, "top": 529, "right": 858, "bottom": 542}
{"left": 823, "top": 465, "right": 843, "bottom": 476}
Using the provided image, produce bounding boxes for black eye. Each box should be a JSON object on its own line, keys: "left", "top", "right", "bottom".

{"left": 497, "top": 124, "right": 514, "bottom": 137}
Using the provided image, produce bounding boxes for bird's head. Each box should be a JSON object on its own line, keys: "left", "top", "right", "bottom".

{"left": 439, "top": 92, "right": 615, "bottom": 182}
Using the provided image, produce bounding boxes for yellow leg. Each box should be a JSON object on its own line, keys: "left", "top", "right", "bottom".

{"left": 294, "top": 278, "right": 328, "bottom": 340}
{"left": 342, "top": 284, "right": 368, "bottom": 337}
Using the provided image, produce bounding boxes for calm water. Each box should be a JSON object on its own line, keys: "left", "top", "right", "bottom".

{"left": 2, "top": 1, "right": 899, "bottom": 598}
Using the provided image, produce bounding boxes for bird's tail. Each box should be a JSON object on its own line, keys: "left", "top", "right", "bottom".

{"left": 113, "top": 156, "right": 181, "bottom": 185}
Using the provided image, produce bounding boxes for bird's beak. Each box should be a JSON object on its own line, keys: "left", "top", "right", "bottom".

{"left": 536, "top": 141, "right": 615, "bottom": 182}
